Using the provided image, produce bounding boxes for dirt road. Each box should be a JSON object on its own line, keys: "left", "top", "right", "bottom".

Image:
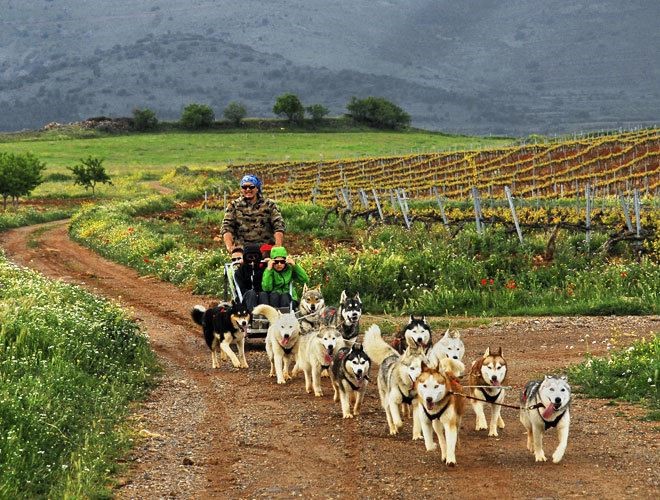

{"left": 2, "top": 220, "right": 658, "bottom": 499}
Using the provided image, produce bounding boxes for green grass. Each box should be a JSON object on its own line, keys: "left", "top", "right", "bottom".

{"left": 0, "top": 128, "right": 513, "bottom": 176}
{"left": 0, "top": 254, "right": 159, "bottom": 497}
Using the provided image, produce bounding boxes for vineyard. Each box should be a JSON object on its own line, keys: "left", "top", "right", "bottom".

{"left": 228, "top": 128, "right": 659, "bottom": 207}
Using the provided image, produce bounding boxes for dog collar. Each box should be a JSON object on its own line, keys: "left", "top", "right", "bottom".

{"left": 400, "top": 389, "right": 414, "bottom": 406}
{"left": 539, "top": 407, "right": 567, "bottom": 429}
{"left": 281, "top": 345, "right": 294, "bottom": 354}
{"left": 342, "top": 323, "right": 359, "bottom": 340}
{"left": 478, "top": 387, "right": 502, "bottom": 403}
{"left": 321, "top": 364, "right": 330, "bottom": 370}
{"left": 422, "top": 399, "right": 451, "bottom": 421}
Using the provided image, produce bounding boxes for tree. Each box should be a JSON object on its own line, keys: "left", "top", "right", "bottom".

{"left": 132, "top": 107, "right": 158, "bottom": 131}
{"left": 306, "top": 104, "right": 329, "bottom": 123}
{"left": 68, "top": 156, "right": 113, "bottom": 196}
{"left": 180, "top": 103, "right": 215, "bottom": 129}
{"left": 346, "top": 96, "right": 411, "bottom": 129}
{"left": 273, "top": 93, "right": 304, "bottom": 123}
{"left": 0, "top": 152, "right": 46, "bottom": 209}
{"left": 223, "top": 101, "right": 247, "bottom": 126}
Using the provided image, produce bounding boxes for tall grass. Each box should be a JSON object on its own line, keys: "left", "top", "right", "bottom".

{"left": 0, "top": 254, "right": 158, "bottom": 497}
{"left": 569, "top": 335, "right": 659, "bottom": 420}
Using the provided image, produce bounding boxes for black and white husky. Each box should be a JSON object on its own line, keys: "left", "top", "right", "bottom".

{"left": 520, "top": 375, "right": 572, "bottom": 463}
{"left": 191, "top": 301, "right": 251, "bottom": 369}
{"left": 391, "top": 315, "right": 432, "bottom": 354}
{"left": 337, "top": 290, "right": 362, "bottom": 341}
{"left": 330, "top": 342, "right": 371, "bottom": 418}
{"left": 364, "top": 324, "right": 426, "bottom": 435}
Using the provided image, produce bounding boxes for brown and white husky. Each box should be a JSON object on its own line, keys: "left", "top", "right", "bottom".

{"left": 414, "top": 362, "right": 465, "bottom": 465}
{"left": 468, "top": 347, "right": 508, "bottom": 437}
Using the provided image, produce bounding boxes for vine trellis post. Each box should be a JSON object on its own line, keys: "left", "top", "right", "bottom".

{"left": 471, "top": 187, "right": 484, "bottom": 235}
{"left": 505, "top": 186, "right": 523, "bottom": 243}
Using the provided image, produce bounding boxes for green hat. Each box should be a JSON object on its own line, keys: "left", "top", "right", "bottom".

{"left": 270, "top": 246, "right": 288, "bottom": 259}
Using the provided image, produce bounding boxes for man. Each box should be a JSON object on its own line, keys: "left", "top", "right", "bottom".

{"left": 221, "top": 174, "right": 285, "bottom": 253}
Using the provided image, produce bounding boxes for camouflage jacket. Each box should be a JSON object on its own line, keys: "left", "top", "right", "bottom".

{"left": 221, "top": 195, "right": 285, "bottom": 247}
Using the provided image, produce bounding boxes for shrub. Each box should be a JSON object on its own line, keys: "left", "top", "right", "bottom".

{"left": 306, "top": 104, "right": 329, "bottom": 123}
{"left": 346, "top": 96, "right": 411, "bottom": 129}
{"left": 132, "top": 107, "right": 158, "bottom": 131}
{"left": 0, "top": 152, "right": 46, "bottom": 209}
{"left": 68, "top": 156, "right": 113, "bottom": 195}
{"left": 273, "top": 93, "right": 304, "bottom": 123}
{"left": 223, "top": 101, "right": 247, "bottom": 126}
{"left": 180, "top": 103, "right": 214, "bottom": 129}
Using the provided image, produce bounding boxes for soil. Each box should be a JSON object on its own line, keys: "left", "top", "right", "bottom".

{"left": 1, "top": 220, "right": 659, "bottom": 499}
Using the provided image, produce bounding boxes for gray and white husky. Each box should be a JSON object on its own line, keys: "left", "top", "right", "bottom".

{"left": 330, "top": 342, "right": 371, "bottom": 418}
{"left": 297, "top": 284, "right": 326, "bottom": 333}
{"left": 427, "top": 329, "right": 465, "bottom": 375}
{"left": 520, "top": 375, "right": 572, "bottom": 463}
{"left": 364, "top": 324, "right": 426, "bottom": 435}
{"left": 392, "top": 315, "right": 432, "bottom": 354}
{"left": 292, "top": 325, "right": 345, "bottom": 396}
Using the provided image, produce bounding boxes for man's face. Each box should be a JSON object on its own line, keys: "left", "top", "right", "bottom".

{"left": 241, "top": 183, "right": 257, "bottom": 201}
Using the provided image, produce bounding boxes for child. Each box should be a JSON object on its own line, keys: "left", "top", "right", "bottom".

{"left": 260, "top": 246, "right": 309, "bottom": 310}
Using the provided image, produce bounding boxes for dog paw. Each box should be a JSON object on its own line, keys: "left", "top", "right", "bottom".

{"left": 412, "top": 433, "right": 423, "bottom": 441}
{"left": 314, "top": 391, "right": 323, "bottom": 397}
{"left": 488, "top": 429, "right": 499, "bottom": 437}
{"left": 445, "top": 460, "right": 457, "bottom": 467}
{"left": 425, "top": 443, "right": 438, "bottom": 452}
{"left": 343, "top": 413, "right": 354, "bottom": 419}
{"left": 552, "top": 452, "right": 564, "bottom": 463}
{"left": 277, "top": 379, "right": 287, "bottom": 385}
{"left": 497, "top": 418, "right": 505, "bottom": 429}
{"left": 475, "top": 424, "right": 487, "bottom": 431}
{"left": 534, "top": 453, "right": 547, "bottom": 462}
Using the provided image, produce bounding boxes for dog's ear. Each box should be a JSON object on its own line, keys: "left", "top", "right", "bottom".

{"left": 421, "top": 315, "right": 427, "bottom": 324}
{"left": 409, "top": 314, "right": 416, "bottom": 322}
{"left": 354, "top": 292, "right": 361, "bottom": 303}
{"left": 452, "top": 330, "right": 461, "bottom": 339}
{"left": 442, "top": 328, "right": 450, "bottom": 339}
{"left": 340, "top": 290, "right": 347, "bottom": 303}
{"left": 303, "top": 283, "right": 309, "bottom": 294}
{"left": 483, "top": 347, "right": 491, "bottom": 357}
{"left": 560, "top": 375, "right": 568, "bottom": 381}
{"left": 494, "top": 346, "right": 503, "bottom": 357}
{"left": 313, "top": 284, "right": 321, "bottom": 292}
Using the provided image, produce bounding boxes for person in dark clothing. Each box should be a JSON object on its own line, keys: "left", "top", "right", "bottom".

{"left": 233, "top": 243, "right": 265, "bottom": 311}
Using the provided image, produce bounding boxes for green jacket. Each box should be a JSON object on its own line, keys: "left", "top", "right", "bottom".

{"left": 261, "top": 263, "right": 309, "bottom": 302}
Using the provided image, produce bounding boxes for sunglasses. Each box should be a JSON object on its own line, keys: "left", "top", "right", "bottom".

{"left": 231, "top": 257, "right": 243, "bottom": 262}
{"left": 241, "top": 185, "right": 256, "bottom": 190}
{"left": 273, "top": 260, "right": 286, "bottom": 265}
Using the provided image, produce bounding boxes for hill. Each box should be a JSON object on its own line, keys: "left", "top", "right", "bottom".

{"left": 1, "top": 0, "right": 658, "bottom": 134}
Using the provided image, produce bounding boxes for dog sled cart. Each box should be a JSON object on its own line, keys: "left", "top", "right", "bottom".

{"left": 222, "top": 262, "right": 294, "bottom": 339}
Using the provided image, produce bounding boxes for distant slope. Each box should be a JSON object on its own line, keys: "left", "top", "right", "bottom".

{"left": 1, "top": 0, "right": 658, "bottom": 134}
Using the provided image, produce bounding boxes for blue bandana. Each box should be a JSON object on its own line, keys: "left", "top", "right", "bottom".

{"left": 240, "top": 174, "right": 262, "bottom": 194}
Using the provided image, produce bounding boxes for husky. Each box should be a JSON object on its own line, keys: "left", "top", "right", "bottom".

{"left": 292, "top": 325, "right": 345, "bottom": 396}
{"left": 468, "top": 347, "right": 508, "bottom": 437}
{"left": 414, "top": 362, "right": 466, "bottom": 465}
{"left": 427, "top": 329, "right": 466, "bottom": 376}
{"left": 520, "top": 375, "right": 572, "bottom": 463}
{"left": 364, "top": 324, "right": 426, "bottom": 435}
{"left": 337, "top": 290, "right": 362, "bottom": 341}
{"left": 330, "top": 342, "right": 371, "bottom": 418}
{"left": 253, "top": 304, "right": 301, "bottom": 384}
{"left": 297, "top": 284, "right": 326, "bottom": 333}
{"left": 191, "top": 301, "right": 251, "bottom": 369}
{"left": 391, "top": 315, "right": 432, "bottom": 354}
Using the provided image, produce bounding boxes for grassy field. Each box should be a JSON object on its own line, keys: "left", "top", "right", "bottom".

{"left": 0, "top": 128, "right": 513, "bottom": 176}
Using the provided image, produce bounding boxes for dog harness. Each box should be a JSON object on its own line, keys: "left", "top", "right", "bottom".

{"left": 399, "top": 388, "right": 414, "bottom": 405}
{"left": 478, "top": 387, "right": 502, "bottom": 403}
{"left": 539, "top": 407, "right": 567, "bottom": 430}
{"left": 341, "top": 322, "right": 359, "bottom": 340}
{"left": 421, "top": 399, "right": 451, "bottom": 421}
{"left": 281, "top": 345, "right": 294, "bottom": 355}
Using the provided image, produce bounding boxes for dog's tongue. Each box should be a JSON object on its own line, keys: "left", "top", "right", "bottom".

{"left": 281, "top": 337, "right": 289, "bottom": 346}
{"left": 491, "top": 379, "right": 501, "bottom": 387}
{"left": 324, "top": 353, "right": 333, "bottom": 364}
{"left": 542, "top": 404, "right": 555, "bottom": 419}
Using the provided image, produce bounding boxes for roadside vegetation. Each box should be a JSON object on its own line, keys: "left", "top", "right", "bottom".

{"left": 0, "top": 254, "right": 158, "bottom": 497}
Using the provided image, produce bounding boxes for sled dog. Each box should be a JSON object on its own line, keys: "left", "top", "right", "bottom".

{"left": 253, "top": 304, "right": 301, "bottom": 384}
{"left": 427, "top": 329, "right": 465, "bottom": 375}
{"left": 337, "top": 290, "right": 362, "bottom": 341}
{"left": 297, "top": 284, "right": 326, "bottom": 333}
{"left": 191, "top": 301, "right": 251, "bottom": 369}
{"left": 414, "top": 362, "right": 465, "bottom": 465}
{"left": 364, "top": 324, "right": 426, "bottom": 435}
{"left": 331, "top": 342, "right": 371, "bottom": 418}
{"left": 520, "top": 375, "right": 572, "bottom": 463}
{"left": 392, "top": 315, "right": 432, "bottom": 354}
{"left": 468, "top": 347, "right": 508, "bottom": 436}
{"left": 292, "top": 325, "right": 345, "bottom": 396}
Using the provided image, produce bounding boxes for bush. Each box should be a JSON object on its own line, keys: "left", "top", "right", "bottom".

{"left": 68, "top": 156, "right": 113, "bottom": 196}
{"left": 132, "top": 107, "right": 158, "bottom": 131}
{"left": 180, "top": 103, "right": 215, "bottom": 130}
{"left": 0, "top": 152, "right": 46, "bottom": 209}
{"left": 306, "top": 104, "right": 329, "bottom": 123}
{"left": 223, "top": 101, "right": 247, "bottom": 126}
{"left": 273, "top": 93, "right": 304, "bottom": 123}
{"left": 346, "top": 96, "right": 411, "bottom": 129}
